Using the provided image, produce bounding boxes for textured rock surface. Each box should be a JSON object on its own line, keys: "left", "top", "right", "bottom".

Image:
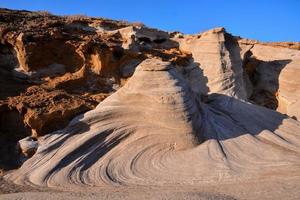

{"left": 175, "top": 29, "right": 300, "bottom": 119}
{"left": 239, "top": 41, "right": 300, "bottom": 119}
{"left": 175, "top": 28, "right": 249, "bottom": 99}
{"left": 0, "top": 8, "right": 300, "bottom": 199}
{"left": 7, "top": 59, "right": 300, "bottom": 190}
{"left": 0, "top": 8, "right": 190, "bottom": 169}
{"left": 17, "top": 136, "right": 38, "bottom": 158}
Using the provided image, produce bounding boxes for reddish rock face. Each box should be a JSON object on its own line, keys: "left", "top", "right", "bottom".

{"left": 7, "top": 86, "right": 97, "bottom": 136}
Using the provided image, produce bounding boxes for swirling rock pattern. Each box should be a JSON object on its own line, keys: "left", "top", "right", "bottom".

{"left": 7, "top": 58, "right": 300, "bottom": 189}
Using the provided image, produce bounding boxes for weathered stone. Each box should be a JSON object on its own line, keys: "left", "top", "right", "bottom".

{"left": 174, "top": 28, "right": 248, "bottom": 100}
{"left": 1, "top": 9, "right": 300, "bottom": 184}
{"left": 17, "top": 136, "right": 38, "bottom": 158}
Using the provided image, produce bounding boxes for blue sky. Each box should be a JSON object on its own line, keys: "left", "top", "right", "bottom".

{"left": 1, "top": 0, "right": 299, "bottom": 42}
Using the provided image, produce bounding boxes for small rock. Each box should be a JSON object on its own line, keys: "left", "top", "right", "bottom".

{"left": 18, "top": 136, "right": 38, "bottom": 158}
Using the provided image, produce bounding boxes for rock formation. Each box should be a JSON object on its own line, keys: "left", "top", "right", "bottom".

{"left": 0, "top": 8, "right": 189, "bottom": 169}
{"left": 6, "top": 58, "right": 300, "bottom": 189}
{"left": 0, "top": 8, "right": 300, "bottom": 196}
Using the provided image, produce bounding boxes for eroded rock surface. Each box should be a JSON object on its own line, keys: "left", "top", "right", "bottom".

{"left": 239, "top": 41, "right": 300, "bottom": 119}
{"left": 17, "top": 136, "right": 38, "bottom": 158}
{"left": 0, "top": 8, "right": 190, "bottom": 169}
{"left": 174, "top": 28, "right": 300, "bottom": 119}
{"left": 7, "top": 58, "right": 300, "bottom": 189}
{"left": 0, "top": 8, "right": 300, "bottom": 196}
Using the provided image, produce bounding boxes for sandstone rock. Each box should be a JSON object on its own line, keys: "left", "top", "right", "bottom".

{"left": 118, "top": 26, "right": 170, "bottom": 50}
{"left": 7, "top": 58, "right": 300, "bottom": 189}
{"left": 17, "top": 136, "right": 38, "bottom": 158}
{"left": 239, "top": 42, "right": 300, "bottom": 117}
{"left": 0, "top": 8, "right": 178, "bottom": 143}
{"left": 1, "top": 8, "right": 300, "bottom": 186}
{"left": 175, "top": 28, "right": 300, "bottom": 119}
{"left": 174, "top": 28, "right": 249, "bottom": 100}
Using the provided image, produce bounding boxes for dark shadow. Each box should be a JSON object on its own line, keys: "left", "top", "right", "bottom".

{"left": 0, "top": 106, "right": 31, "bottom": 170}
{"left": 202, "top": 93, "right": 290, "bottom": 141}
{"left": 0, "top": 73, "right": 32, "bottom": 100}
{"left": 180, "top": 58, "right": 209, "bottom": 98}
{"left": 224, "top": 33, "right": 292, "bottom": 110}
{"left": 0, "top": 43, "right": 18, "bottom": 71}
{"left": 0, "top": 139, "right": 20, "bottom": 170}
{"left": 244, "top": 55, "right": 291, "bottom": 109}
{"left": 128, "top": 32, "right": 180, "bottom": 52}
{"left": 0, "top": 42, "right": 33, "bottom": 168}
{"left": 0, "top": 43, "right": 32, "bottom": 99}
{"left": 63, "top": 22, "right": 97, "bottom": 33}
{"left": 224, "top": 33, "right": 251, "bottom": 99}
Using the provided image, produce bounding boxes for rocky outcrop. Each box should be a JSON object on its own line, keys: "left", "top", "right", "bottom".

{"left": 0, "top": 8, "right": 300, "bottom": 179}
{"left": 238, "top": 39, "right": 300, "bottom": 118}
{"left": 17, "top": 136, "right": 38, "bottom": 158}
{"left": 174, "top": 28, "right": 300, "bottom": 120}
{"left": 6, "top": 86, "right": 97, "bottom": 136}
{"left": 174, "top": 28, "right": 249, "bottom": 100}
{"left": 0, "top": 8, "right": 191, "bottom": 139}
{"left": 0, "top": 8, "right": 191, "bottom": 169}
{"left": 7, "top": 58, "right": 300, "bottom": 189}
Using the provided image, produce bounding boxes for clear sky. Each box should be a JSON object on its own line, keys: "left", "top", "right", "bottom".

{"left": 1, "top": 0, "right": 299, "bottom": 42}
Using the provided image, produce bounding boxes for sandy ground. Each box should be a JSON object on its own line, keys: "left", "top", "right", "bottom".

{"left": 1, "top": 173, "right": 300, "bottom": 200}
{"left": 0, "top": 175, "right": 48, "bottom": 194}
{"left": 0, "top": 174, "right": 234, "bottom": 199}
{"left": 0, "top": 191, "right": 235, "bottom": 200}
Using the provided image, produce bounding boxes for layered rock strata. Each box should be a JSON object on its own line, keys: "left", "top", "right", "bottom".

{"left": 0, "top": 9, "right": 299, "bottom": 189}
{"left": 7, "top": 59, "right": 300, "bottom": 188}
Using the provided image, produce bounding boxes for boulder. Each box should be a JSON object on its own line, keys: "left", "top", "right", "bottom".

{"left": 17, "top": 136, "right": 38, "bottom": 158}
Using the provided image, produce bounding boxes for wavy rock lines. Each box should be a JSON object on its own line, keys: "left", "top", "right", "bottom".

{"left": 7, "top": 58, "right": 300, "bottom": 189}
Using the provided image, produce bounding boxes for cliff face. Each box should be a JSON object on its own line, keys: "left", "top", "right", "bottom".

{"left": 175, "top": 28, "right": 300, "bottom": 115}
{"left": 0, "top": 8, "right": 299, "bottom": 171}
